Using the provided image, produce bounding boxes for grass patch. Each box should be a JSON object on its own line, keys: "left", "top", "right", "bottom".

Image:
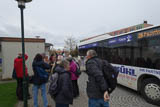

{"left": 0, "top": 82, "right": 17, "bottom": 107}
{"left": 0, "top": 69, "right": 2, "bottom": 72}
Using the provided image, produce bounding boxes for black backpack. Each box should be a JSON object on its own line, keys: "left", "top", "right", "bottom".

{"left": 101, "top": 60, "right": 119, "bottom": 94}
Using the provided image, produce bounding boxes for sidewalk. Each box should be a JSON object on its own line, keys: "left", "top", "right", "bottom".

{"left": 15, "top": 72, "right": 158, "bottom": 107}
{"left": 16, "top": 65, "right": 86, "bottom": 107}
{"left": 16, "top": 84, "right": 56, "bottom": 107}
{"left": 16, "top": 73, "right": 88, "bottom": 107}
{"left": 0, "top": 79, "right": 16, "bottom": 84}
{"left": 16, "top": 84, "right": 88, "bottom": 107}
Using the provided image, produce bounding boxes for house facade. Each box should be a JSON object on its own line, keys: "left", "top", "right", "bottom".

{"left": 0, "top": 37, "right": 45, "bottom": 79}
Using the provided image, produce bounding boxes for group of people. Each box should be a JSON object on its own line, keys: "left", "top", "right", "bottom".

{"left": 14, "top": 52, "right": 80, "bottom": 107}
{"left": 14, "top": 49, "right": 111, "bottom": 107}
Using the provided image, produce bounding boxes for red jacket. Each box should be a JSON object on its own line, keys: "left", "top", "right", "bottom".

{"left": 14, "top": 54, "right": 28, "bottom": 78}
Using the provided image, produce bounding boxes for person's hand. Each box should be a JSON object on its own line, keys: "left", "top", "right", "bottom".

{"left": 104, "top": 91, "right": 109, "bottom": 102}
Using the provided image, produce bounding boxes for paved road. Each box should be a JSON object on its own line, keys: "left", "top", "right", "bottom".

{"left": 17, "top": 72, "right": 158, "bottom": 107}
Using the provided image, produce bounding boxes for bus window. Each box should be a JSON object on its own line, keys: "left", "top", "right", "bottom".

{"left": 137, "top": 36, "right": 160, "bottom": 69}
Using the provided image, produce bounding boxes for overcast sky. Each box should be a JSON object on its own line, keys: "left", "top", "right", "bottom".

{"left": 0, "top": 0, "right": 160, "bottom": 49}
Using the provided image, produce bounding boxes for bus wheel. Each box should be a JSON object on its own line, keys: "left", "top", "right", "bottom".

{"left": 141, "top": 78, "right": 160, "bottom": 106}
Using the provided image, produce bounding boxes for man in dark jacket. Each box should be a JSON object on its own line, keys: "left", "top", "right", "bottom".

{"left": 54, "top": 59, "right": 73, "bottom": 107}
{"left": 85, "top": 50, "right": 109, "bottom": 107}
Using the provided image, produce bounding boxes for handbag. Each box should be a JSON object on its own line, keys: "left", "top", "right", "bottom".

{"left": 29, "top": 75, "right": 34, "bottom": 84}
{"left": 12, "top": 68, "right": 17, "bottom": 79}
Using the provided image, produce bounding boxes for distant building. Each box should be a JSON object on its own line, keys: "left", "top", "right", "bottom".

{"left": 0, "top": 37, "right": 46, "bottom": 79}
{"left": 108, "top": 21, "right": 152, "bottom": 36}
{"left": 45, "top": 43, "right": 53, "bottom": 56}
{"left": 56, "top": 49, "right": 63, "bottom": 55}
{"left": 80, "top": 21, "right": 153, "bottom": 42}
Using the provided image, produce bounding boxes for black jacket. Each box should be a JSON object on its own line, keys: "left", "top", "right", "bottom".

{"left": 86, "top": 56, "right": 108, "bottom": 98}
{"left": 54, "top": 66, "right": 73, "bottom": 104}
{"left": 32, "top": 60, "right": 50, "bottom": 85}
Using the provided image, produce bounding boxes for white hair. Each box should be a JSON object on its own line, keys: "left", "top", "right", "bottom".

{"left": 59, "top": 59, "right": 69, "bottom": 68}
{"left": 87, "top": 49, "right": 97, "bottom": 57}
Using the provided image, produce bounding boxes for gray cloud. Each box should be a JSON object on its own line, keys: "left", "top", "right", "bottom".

{"left": 0, "top": 0, "right": 160, "bottom": 48}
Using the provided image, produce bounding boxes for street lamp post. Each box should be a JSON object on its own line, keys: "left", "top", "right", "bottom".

{"left": 15, "top": 0, "right": 32, "bottom": 107}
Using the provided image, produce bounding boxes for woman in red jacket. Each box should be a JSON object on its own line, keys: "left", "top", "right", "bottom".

{"left": 14, "top": 53, "right": 30, "bottom": 101}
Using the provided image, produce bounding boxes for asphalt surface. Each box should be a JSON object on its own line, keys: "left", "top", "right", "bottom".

{"left": 16, "top": 72, "right": 159, "bottom": 107}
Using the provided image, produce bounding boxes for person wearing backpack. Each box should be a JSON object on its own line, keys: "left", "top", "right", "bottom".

{"left": 32, "top": 53, "right": 51, "bottom": 107}
{"left": 53, "top": 59, "right": 73, "bottom": 107}
{"left": 85, "top": 50, "right": 110, "bottom": 107}
{"left": 66, "top": 57, "right": 80, "bottom": 98}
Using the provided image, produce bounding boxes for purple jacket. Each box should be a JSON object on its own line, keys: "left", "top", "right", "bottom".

{"left": 69, "top": 61, "right": 78, "bottom": 80}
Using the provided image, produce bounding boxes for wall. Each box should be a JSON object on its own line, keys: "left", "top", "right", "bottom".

{"left": 1, "top": 41, "right": 45, "bottom": 79}
{"left": 45, "top": 46, "right": 50, "bottom": 56}
{"left": 0, "top": 43, "right": 2, "bottom": 77}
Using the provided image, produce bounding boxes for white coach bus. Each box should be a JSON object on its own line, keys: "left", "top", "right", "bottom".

{"left": 78, "top": 25, "right": 160, "bottom": 106}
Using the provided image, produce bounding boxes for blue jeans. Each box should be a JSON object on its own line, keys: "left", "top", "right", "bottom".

{"left": 33, "top": 83, "right": 48, "bottom": 107}
{"left": 89, "top": 98, "right": 109, "bottom": 107}
{"left": 56, "top": 103, "right": 69, "bottom": 107}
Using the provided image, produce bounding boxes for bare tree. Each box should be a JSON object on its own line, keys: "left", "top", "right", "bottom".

{"left": 64, "top": 36, "right": 77, "bottom": 52}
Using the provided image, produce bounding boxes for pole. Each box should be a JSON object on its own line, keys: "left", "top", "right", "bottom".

{"left": 20, "top": 6, "right": 28, "bottom": 107}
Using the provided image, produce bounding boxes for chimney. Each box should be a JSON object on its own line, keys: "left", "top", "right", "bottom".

{"left": 35, "top": 36, "right": 40, "bottom": 39}
{"left": 144, "top": 21, "right": 147, "bottom": 24}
